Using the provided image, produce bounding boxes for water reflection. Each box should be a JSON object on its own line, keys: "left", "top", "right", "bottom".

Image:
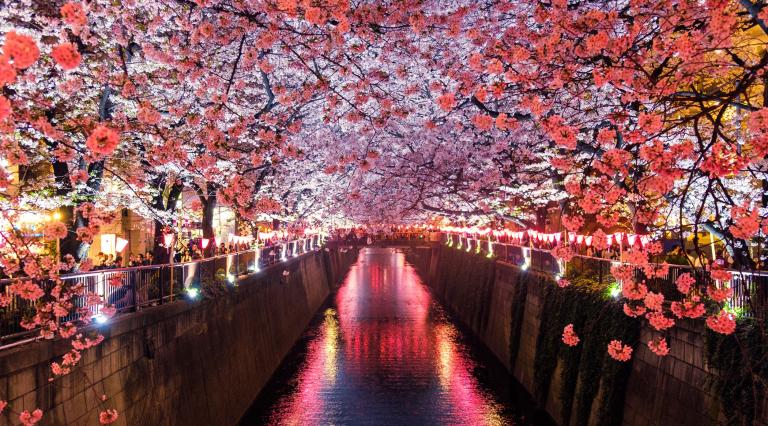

{"left": 244, "top": 248, "right": 542, "bottom": 425}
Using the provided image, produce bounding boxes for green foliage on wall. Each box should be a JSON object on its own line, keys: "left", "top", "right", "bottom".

{"left": 508, "top": 271, "right": 528, "bottom": 370}
{"left": 705, "top": 317, "right": 768, "bottom": 425}
{"left": 532, "top": 273, "right": 639, "bottom": 426}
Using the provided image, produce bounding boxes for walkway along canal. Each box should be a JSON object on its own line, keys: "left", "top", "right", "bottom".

{"left": 242, "top": 247, "right": 551, "bottom": 425}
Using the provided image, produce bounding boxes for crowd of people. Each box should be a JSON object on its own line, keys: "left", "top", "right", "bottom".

{"left": 89, "top": 237, "right": 291, "bottom": 270}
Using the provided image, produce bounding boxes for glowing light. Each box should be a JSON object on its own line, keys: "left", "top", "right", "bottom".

{"left": 52, "top": 211, "right": 62, "bottom": 220}
{"left": 227, "top": 274, "right": 235, "bottom": 284}
{"left": 724, "top": 303, "right": 745, "bottom": 318}
{"left": 93, "top": 314, "right": 108, "bottom": 325}
{"left": 608, "top": 283, "right": 621, "bottom": 298}
{"left": 115, "top": 237, "right": 129, "bottom": 253}
{"left": 186, "top": 287, "right": 200, "bottom": 299}
{"left": 163, "top": 233, "right": 175, "bottom": 247}
{"left": 201, "top": 238, "right": 210, "bottom": 249}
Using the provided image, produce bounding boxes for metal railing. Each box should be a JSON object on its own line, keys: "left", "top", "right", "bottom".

{"left": 0, "top": 235, "right": 323, "bottom": 347}
{"left": 444, "top": 233, "right": 768, "bottom": 317}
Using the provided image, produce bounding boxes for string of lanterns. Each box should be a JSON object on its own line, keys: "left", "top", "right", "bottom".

{"left": 441, "top": 226, "right": 650, "bottom": 248}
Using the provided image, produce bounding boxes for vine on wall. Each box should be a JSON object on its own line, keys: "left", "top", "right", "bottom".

{"left": 705, "top": 317, "right": 768, "bottom": 425}
{"left": 532, "top": 273, "right": 639, "bottom": 426}
{"left": 508, "top": 270, "right": 528, "bottom": 370}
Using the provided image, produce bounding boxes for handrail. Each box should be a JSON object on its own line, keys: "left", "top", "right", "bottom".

{"left": 0, "top": 244, "right": 306, "bottom": 284}
{"left": 442, "top": 232, "right": 768, "bottom": 277}
{"left": 443, "top": 232, "right": 767, "bottom": 317}
{"left": 0, "top": 236, "right": 324, "bottom": 349}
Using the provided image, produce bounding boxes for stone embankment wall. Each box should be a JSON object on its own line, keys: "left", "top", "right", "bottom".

{"left": 0, "top": 247, "right": 358, "bottom": 426}
{"left": 408, "top": 244, "right": 763, "bottom": 426}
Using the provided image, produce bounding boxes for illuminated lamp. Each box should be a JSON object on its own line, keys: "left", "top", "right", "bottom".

{"left": 554, "top": 233, "right": 562, "bottom": 243}
{"left": 576, "top": 235, "right": 584, "bottom": 244}
{"left": 585, "top": 236, "right": 593, "bottom": 247}
{"left": 214, "top": 236, "right": 221, "bottom": 247}
{"left": 115, "top": 238, "right": 129, "bottom": 253}
{"left": 627, "top": 234, "right": 637, "bottom": 246}
{"left": 605, "top": 235, "right": 613, "bottom": 246}
{"left": 568, "top": 233, "right": 575, "bottom": 243}
{"left": 640, "top": 235, "right": 650, "bottom": 246}
{"left": 201, "top": 238, "right": 210, "bottom": 249}
{"left": 93, "top": 314, "right": 108, "bottom": 325}
{"left": 163, "top": 233, "right": 175, "bottom": 247}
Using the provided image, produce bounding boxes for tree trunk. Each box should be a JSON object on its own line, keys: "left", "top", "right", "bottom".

{"left": 202, "top": 195, "right": 217, "bottom": 257}
{"left": 59, "top": 205, "right": 91, "bottom": 264}
{"left": 151, "top": 179, "right": 184, "bottom": 264}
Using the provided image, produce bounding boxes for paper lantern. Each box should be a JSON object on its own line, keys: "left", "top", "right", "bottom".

{"left": 201, "top": 238, "right": 210, "bottom": 249}
{"left": 555, "top": 233, "right": 562, "bottom": 243}
{"left": 576, "top": 235, "right": 584, "bottom": 244}
{"left": 640, "top": 235, "right": 650, "bottom": 246}
{"left": 605, "top": 235, "right": 613, "bottom": 246}
{"left": 568, "top": 233, "right": 575, "bottom": 243}
{"left": 614, "top": 232, "right": 624, "bottom": 245}
{"left": 115, "top": 238, "right": 129, "bottom": 253}
{"left": 627, "top": 234, "right": 637, "bottom": 246}
{"left": 585, "top": 236, "right": 593, "bottom": 247}
{"left": 163, "top": 233, "right": 175, "bottom": 247}
{"left": 214, "top": 236, "right": 222, "bottom": 247}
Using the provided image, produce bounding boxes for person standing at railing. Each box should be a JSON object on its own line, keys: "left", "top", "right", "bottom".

{"left": 191, "top": 246, "right": 203, "bottom": 260}
{"left": 109, "top": 281, "right": 135, "bottom": 312}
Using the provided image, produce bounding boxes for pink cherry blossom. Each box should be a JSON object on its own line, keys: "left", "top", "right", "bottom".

{"left": 675, "top": 273, "right": 695, "bottom": 294}
{"left": 3, "top": 32, "right": 39, "bottom": 69}
{"left": 51, "top": 43, "right": 81, "bottom": 70}
{"left": 706, "top": 310, "right": 736, "bottom": 335}
{"left": 19, "top": 409, "right": 43, "bottom": 426}
{"left": 85, "top": 126, "right": 120, "bottom": 157}
{"left": 562, "top": 324, "right": 580, "bottom": 346}
{"left": 99, "top": 409, "right": 119, "bottom": 424}
{"left": 646, "top": 312, "right": 675, "bottom": 331}
{"left": 648, "top": 337, "right": 669, "bottom": 357}
{"left": 607, "top": 340, "right": 633, "bottom": 362}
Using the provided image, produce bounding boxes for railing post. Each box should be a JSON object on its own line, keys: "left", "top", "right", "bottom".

{"left": 598, "top": 260, "right": 603, "bottom": 287}
{"left": 159, "top": 266, "right": 165, "bottom": 305}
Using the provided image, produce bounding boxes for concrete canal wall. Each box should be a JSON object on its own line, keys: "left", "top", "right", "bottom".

{"left": 0, "top": 247, "right": 358, "bottom": 426}
{"left": 407, "top": 244, "right": 765, "bottom": 426}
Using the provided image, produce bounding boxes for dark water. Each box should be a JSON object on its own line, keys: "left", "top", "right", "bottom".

{"left": 241, "top": 248, "right": 552, "bottom": 426}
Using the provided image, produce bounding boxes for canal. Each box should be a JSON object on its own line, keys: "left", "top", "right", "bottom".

{"left": 241, "top": 248, "right": 552, "bottom": 425}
